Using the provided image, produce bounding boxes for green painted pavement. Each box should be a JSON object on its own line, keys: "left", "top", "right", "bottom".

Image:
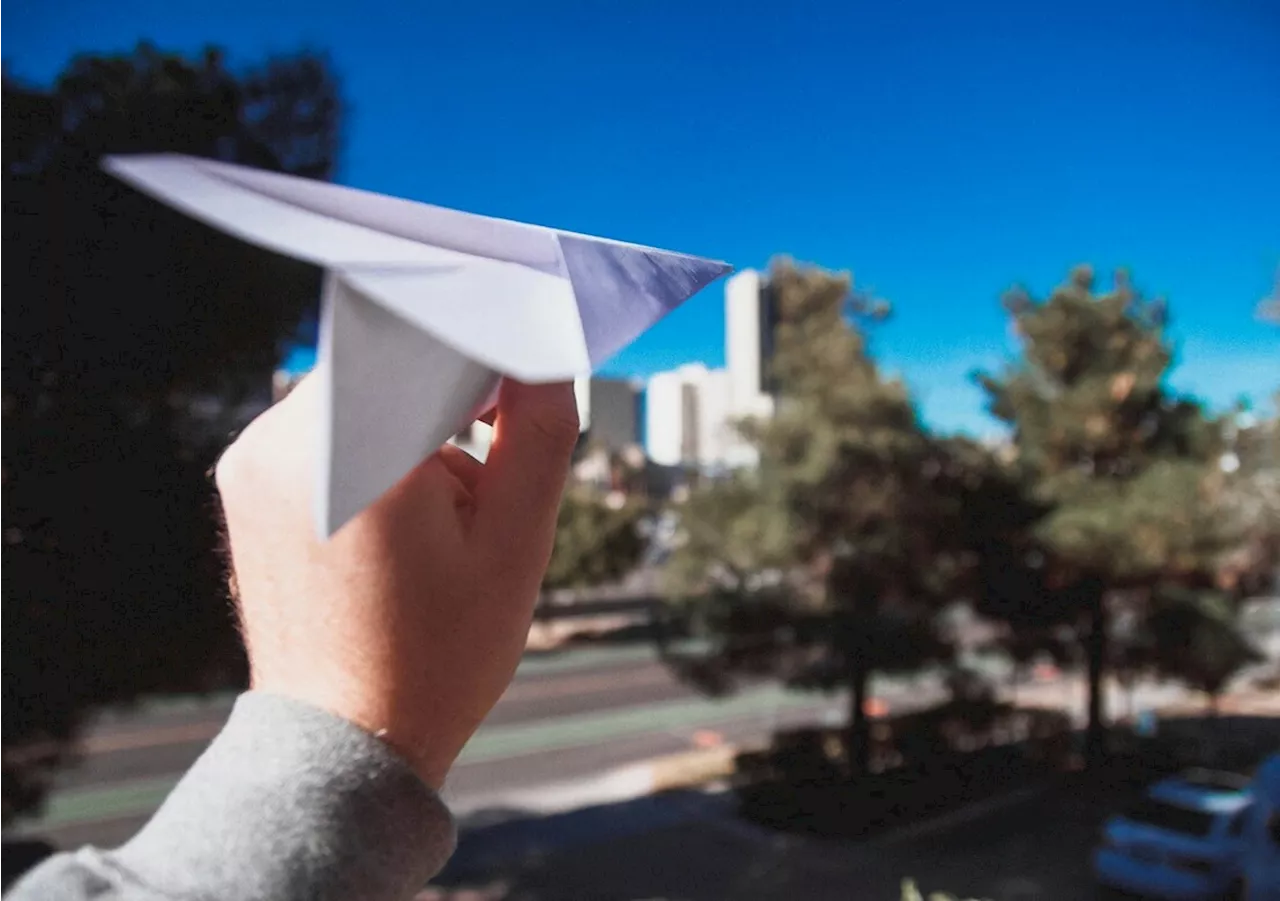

{"left": 11, "top": 684, "right": 832, "bottom": 833}
{"left": 8, "top": 775, "right": 180, "bottom": 833}
{"left": 95, "top": 645, "right": 668, "bottom": 723}
{"left": 457, "top": 683, "right": 822, "bottom": 764}
{"left": 514, "top": 644, "right": 659, "bottom": 677}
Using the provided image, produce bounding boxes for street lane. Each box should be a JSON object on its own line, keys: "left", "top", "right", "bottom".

{"left": 51, "top": 653, "right": 693, "bottom": 791}
{"left": 14, "top": 647, "right": 893, "bottom": 849}
{"left": 21, "top": 642, "right": 1205, "bottom": 856}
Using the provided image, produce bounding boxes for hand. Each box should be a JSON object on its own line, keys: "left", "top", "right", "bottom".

{"left": 215, "top": 376, "right": 579, "bottom": 789}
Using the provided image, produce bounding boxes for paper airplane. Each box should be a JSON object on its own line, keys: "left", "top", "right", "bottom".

{"left": 103, "top": 154, "right": 730, "bottom": 537}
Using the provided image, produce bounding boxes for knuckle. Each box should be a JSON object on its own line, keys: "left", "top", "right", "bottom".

{"left": 527, "top": 394, "right": 580, "bottom": 449}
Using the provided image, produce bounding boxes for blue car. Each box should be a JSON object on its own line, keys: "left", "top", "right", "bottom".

{"left": 1094, "top": 769, "right": 1254, "bottom": 900}
{"left": 1241, "top": 754, "right": 1280, "bottom": 901}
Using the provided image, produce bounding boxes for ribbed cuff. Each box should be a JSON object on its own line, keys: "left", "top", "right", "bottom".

{"left": 111, "top": 691, "right": 455, "bottom": 901}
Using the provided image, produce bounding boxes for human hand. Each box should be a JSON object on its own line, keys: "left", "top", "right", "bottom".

{"left": 215, "top": 376, "right": 578, "bottom": 789}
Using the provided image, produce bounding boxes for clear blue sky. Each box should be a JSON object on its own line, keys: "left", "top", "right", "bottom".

{"left": 8, "top": 0, "right": 1278, "bottom": 433}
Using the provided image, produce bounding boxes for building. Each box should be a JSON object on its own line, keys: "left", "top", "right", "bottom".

{"left": 644, "top": 363, "right": 733, "bottom": 470}
{"left": 723, "top": 269, "right": 780, "bottom": 466}
{"left": 644, "top": 369, "right": 685, "bottom": 467}
{"left": 586, "top": 377, "right": 643, "bottom": 451}
{"left": 725, "top": 269, "right": 779, "bottom": 416}
{"left": 643, "top": 270, "right": 785, "bottom": 473}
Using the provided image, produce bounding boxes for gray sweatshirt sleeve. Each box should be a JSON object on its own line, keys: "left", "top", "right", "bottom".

{"left": 7, "top": 692, "right": 456, "bottom": 901}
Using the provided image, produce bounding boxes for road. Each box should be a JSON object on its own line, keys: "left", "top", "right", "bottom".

{"left": 9, "top": 645, "right": 941, "bottom": 851}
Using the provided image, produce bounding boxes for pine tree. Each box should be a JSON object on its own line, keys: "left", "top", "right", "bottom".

{"left": 667, "top": 261, "right": 969, "bottom": 773}
{"left": 1218, "top": 402, "right": 1280, "bottom": 598}
{"left": 978, "top": 265, "right": 1230, "bottom": 765}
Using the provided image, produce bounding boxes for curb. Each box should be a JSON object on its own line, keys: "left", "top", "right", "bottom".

{"left": 448, "top": 745, "right": 742, "bottom": 820}
{"left": 649, "top": 745, "right": 739, "bottom": 793}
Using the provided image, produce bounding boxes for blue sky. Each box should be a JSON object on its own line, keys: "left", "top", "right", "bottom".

{"left": 8, "top": 0, "right": 1278, "bottom": 433}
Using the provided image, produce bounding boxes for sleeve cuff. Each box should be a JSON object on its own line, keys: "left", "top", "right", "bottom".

{"left": 111, "top": 691, "right": 456, "bottom": 901}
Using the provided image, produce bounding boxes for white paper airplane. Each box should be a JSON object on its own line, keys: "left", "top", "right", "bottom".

{"left": 103, "top": 154, "right": 730, "bottom": 537}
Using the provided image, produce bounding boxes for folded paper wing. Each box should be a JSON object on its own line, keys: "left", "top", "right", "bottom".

{"left": 103, "top": 154, "right": 731, "bottom": 536}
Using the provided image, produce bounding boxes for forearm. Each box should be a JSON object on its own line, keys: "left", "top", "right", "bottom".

{"left": 9, "top": 692, "right": 456, "bottom": 901}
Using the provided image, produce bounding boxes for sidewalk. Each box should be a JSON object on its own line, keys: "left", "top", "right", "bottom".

{"left": 428, "top": 775, "right": 1099, "bottom": 901}
{"left": 423, "top": 685, "right": 1279, "bottom": 900}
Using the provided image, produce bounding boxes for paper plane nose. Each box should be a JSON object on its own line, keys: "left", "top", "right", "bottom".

{"left": 558, "top": 235, "right": 732, "bottom": 368}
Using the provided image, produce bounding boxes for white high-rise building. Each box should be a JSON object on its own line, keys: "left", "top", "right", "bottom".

{"left": 725, "top": 269, "right": 778, "bottom": 417}
{"left": 724, "top": 269, "right": 778, "bottom": 466}
{"left": 644, "top": 363, "right": 733, "bottom": 469}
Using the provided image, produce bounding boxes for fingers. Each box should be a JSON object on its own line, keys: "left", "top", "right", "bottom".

{"left": 381, "top": 450, "right": 478, "bottom": 522}
{"left": 475, "top": 380, "right": 579, "bottom": 558}
{"left": 217, "top": 372, "right": 319, "bottom": 502}
{"left": 436, "top": 443, "right": 484, "bottom": 495}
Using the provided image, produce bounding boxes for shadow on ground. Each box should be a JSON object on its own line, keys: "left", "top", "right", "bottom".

{"left": 430, "top": 715, "right": 1279, "bottom": 901}
{"left": 431, "top": 780, "right": 1106, "bottom": 901}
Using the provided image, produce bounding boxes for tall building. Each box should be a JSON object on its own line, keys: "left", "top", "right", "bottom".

{"left": 724, "top": 269, "right": 779, "bottom": 466}
{"left": 645, "top": 363, "right": 732, "bottom": 470}
{"left": 725, "top": 269, "right": 779, "bottom": 416}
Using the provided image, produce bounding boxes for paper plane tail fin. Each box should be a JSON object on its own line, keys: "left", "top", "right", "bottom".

{"left": 317, "top": 274, "right": 500, "bottom": 537}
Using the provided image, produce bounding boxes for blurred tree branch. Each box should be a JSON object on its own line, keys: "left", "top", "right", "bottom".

{"left": 2, "top": 44, "right": 343, "bottom": 822}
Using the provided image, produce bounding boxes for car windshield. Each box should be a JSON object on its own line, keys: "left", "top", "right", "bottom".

{"left": 1125, "top": 798, "right": 1216, "bottom": 838}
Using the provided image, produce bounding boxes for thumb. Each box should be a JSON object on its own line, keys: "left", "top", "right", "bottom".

{"left": 474, "top": 379, "right": 579, "bottom": 560}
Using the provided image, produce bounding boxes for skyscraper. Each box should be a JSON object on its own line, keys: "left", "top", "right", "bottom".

{"left": 725, "top": 269, "right": 780, "bottom": 416}
{"left": 724, "top": 269, "right": 778, "bottom": 466}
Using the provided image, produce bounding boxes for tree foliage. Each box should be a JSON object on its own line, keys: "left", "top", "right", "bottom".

{"left": 666, "top": 260, "right": 986, "bottom": 772}
{"left": 543, "top": 489, "right": 647, "bottom": 591}
{"left": 2, "top": 45, "right": 342, "bottom": 821}
{"left": 1218, "top": 407, "right": 1280, "bottom": 596}
{"left": 977, "top": 265, "right": 1236, "bottom": 763}
{"left": 1144, "top": 588, "right": 1262, "bottom": 702}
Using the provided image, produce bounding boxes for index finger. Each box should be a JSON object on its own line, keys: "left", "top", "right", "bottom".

{"left": 473, "top": 379, "right": 579, "bottom": 561}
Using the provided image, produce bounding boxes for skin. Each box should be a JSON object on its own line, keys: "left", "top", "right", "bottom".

{"left": 215, "top": 375, "right": 579, "bottom": 790}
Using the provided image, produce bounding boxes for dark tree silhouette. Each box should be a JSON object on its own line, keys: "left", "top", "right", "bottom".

{"left": 2, "top": 44, "right": 342, "bottom": 821}
{"left": 978, "top": 266, "right": 1231, "bottom": 767}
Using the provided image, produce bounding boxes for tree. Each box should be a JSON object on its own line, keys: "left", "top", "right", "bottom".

{"left": 666, "top": 261, "right": 975, "bottom": 773}
{"left": 1145, "top": 588, "right": 1262, "bottom": 712}
{"left": 1217, "top": 404, "right": 1280, "bottom": 597}
{"left": 978, "top": 265, "right": 1230, "bottom": 766}
{"left": 2, "top": 45, "right": 342, "bottom": 821}
{"left": 543, "top": 488, "right": 647, "bottom": 592}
